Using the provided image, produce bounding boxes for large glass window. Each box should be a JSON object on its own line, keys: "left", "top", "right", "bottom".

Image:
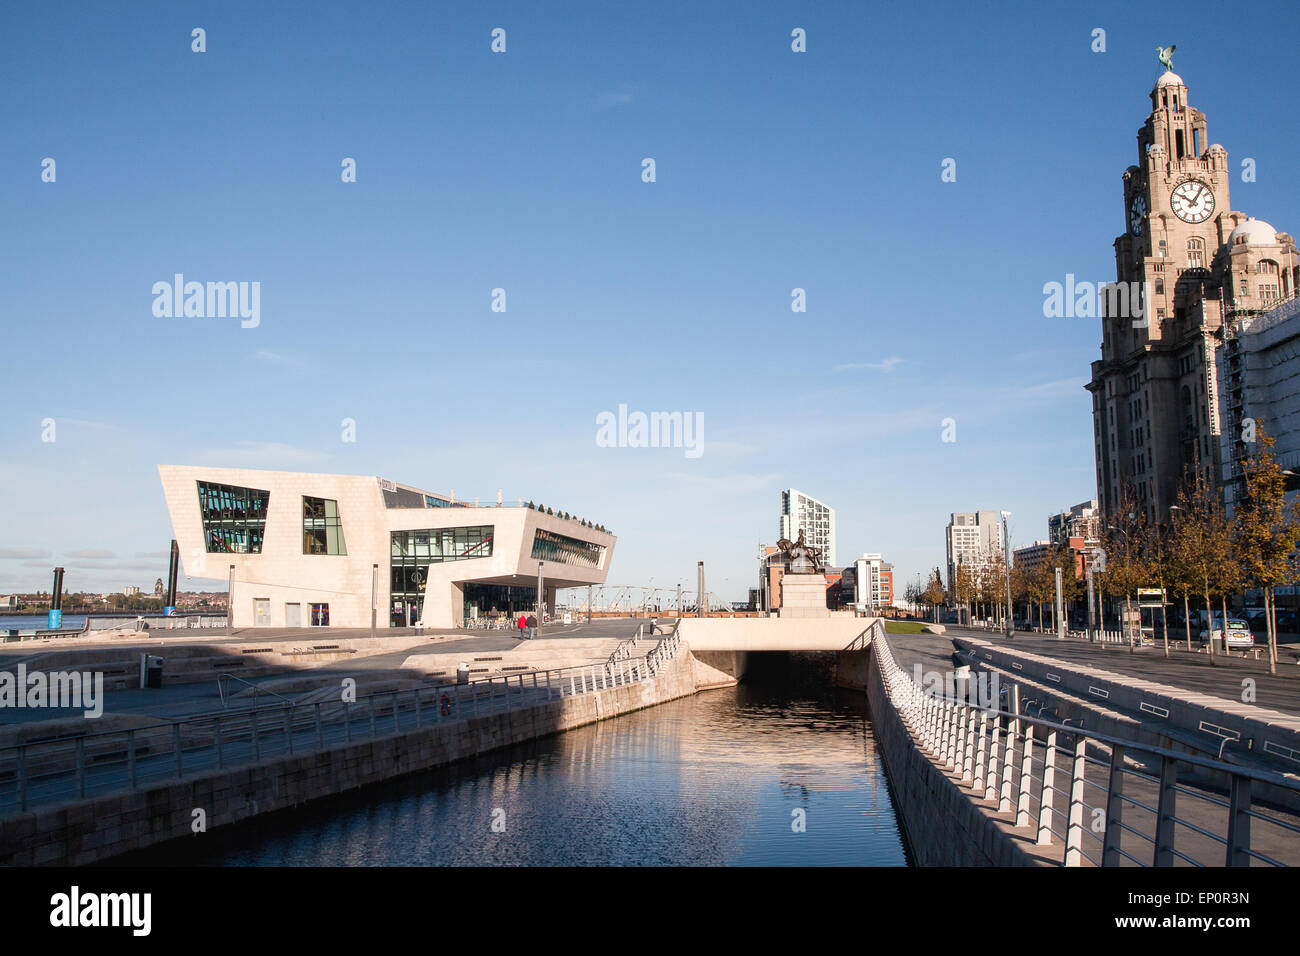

{"left": 197, "top": 481, "right": 269, "bottom": 553}
{"left": 390, "top": 525, "right": 494, "bottom": 621}
{"left": 303, "top": 496, "right": 347, "bottom": 555}
{"left": 530, "top": 529, "right": 603, "bottom": 569}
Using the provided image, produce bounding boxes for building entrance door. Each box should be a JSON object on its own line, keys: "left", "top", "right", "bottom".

{"left": 254, "top": 598, "right": 270, "bottom": 626}
{"left": 285, "top": 602, "right": 302, "bottom": 627}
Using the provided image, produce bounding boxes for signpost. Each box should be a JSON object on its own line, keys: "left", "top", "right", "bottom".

{"left": 1137, "top": 587, "right": 1166, "bottom": 648}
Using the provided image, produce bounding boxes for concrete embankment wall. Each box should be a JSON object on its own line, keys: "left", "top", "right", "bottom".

{"left": 0, "top": 653, "right": 698, "bottom": 866}
{"left": 839, "top": 644, "right": 1042, "bottom": 866}
{"left": 691, "top": 650, "right": 748, "bottom": 689}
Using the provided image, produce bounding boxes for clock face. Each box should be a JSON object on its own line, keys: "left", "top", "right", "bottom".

{"left": 1171, "top": 180, "right": 1215, "bottom": 223}
{"left": 1130, "top": 195, "right": 1148, "bottom": 235}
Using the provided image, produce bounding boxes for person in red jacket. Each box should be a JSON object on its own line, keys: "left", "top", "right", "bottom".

{"left": 516, "top": 613, "right": 528, "bottom": 639}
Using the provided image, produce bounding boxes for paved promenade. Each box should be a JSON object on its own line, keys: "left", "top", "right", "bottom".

{"left": 0, "top": 619, "right": 648, "bottom": 726}
{"left": 948, "top": 625, "right": 1300, "bottom": 717}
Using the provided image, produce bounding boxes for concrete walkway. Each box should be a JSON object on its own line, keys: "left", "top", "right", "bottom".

{"left": 0, "top": 619, "right": 647, "bottom": 726}
{"left": 950, "top": 625, "right": 1300, "bottom": 717}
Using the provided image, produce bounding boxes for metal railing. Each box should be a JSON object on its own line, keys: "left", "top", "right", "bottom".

{"left": 216, "top": 673, "right": 294, "bottom": 710}
{"left": 0, "top": 632, "right": 685, "bottom": 817}
{"left": 607, "top": 624, "right": 643, "bottom": 664}
{"left": 871, "top": 626, "right": 1300, "bottom": 866}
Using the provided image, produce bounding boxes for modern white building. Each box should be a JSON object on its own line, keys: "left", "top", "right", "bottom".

{"left": 779, "top": 488, "right": 835, "bottom": 567}
{"left": 158, "top": 465, "right": 616, "bottom": 629}
{"left": 852, "top": 553, "right": 893, "bottom": 612}
{"left": 945, "top": 511, "right": 1004, "bottom": 591}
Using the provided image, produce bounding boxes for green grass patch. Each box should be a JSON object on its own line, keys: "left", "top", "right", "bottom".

{"left": 884, "top": 621, "right": 929, "bottom": 634}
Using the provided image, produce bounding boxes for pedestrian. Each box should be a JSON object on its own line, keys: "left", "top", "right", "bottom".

{"left": 517, "top": 613, "right": 527, "bottom": 639}
{"left": 526, "top": 612, "right": 538, "bottom": 640}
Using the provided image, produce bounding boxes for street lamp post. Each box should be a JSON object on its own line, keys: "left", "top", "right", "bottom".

{"left": 226, "top": 564, "right": 235, "bottom": 636}
{"left": 536, "top": 561, "right": 544, "bottom": 635}
{"left": 1001, "top": 512, "right": 1014, "bottom": 638}
{"left": 370, "top": 563, "right": 377, "bottom": 639}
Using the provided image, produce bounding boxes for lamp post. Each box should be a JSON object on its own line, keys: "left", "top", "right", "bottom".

{"left": 697, "top": 561, "right": 706, "bottom": 618}
{"left": 536, "top": 561, "right": 544, "bottom": 635}
{"left": 226, "top": 564, "right": 235, "bottom": 636}
{"left": 1109, "top": 515, "right": 1138, "bottom": 651}
{"left": 1001, "top": 512, "right": 1014, "bottom": 638}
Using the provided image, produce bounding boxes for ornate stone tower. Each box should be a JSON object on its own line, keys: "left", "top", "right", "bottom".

{"left": 1087, "top": 63, "right": 1299, "bottom": 525}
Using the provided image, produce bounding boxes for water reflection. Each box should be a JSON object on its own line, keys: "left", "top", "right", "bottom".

{"left": 128, "top": 654, "right": 909, "bottom": 866}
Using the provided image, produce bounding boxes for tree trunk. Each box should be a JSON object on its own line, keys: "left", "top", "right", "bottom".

{"left": 1221, "top": 595, "right": 1231, "bottom": 657}
{"left": 1160, "top": 585, "right": 1169, "bottom": 659}
{"left": 1267, "top": 586, "right": 1278, "bottom": 675}
{"left": 1126, "top": 594, "right": 1134, "bottom": 653}
{"left": 1203, "top": 588, "right": 1215, "bottom": 663}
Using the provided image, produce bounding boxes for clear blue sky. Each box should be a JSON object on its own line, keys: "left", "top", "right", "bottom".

{"left": 2, "top": 1, "right": 1298, "bottom": 600}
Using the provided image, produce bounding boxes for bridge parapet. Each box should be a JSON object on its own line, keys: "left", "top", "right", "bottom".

{"left": 677, "top": 616, "right": 878, "bottom": 652}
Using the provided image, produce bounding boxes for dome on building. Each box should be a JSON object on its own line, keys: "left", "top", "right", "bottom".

{"left": 1229, "top": 218, "right": 1279, "bottom": 246}
{"left": 1155, "top": 70, "right": 1185, "bottom": 88}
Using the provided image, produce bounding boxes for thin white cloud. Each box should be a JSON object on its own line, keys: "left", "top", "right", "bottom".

{"left": 250, "top": 349, "right": 309, "bottom": 370}
{"left": 662, "top": 471, "right": 780, "bottom": 495}
{"left": 188, "top": 441, "right": 331, "bottom": 468}
{"left": 593, "top": 86, "right": 636, "bottom": 111}
{"left": 834, "top": 357, "right": 904, "bottom": 373}
{"left": 65, "top": 549, "right": 118, "bottom": 559}
{"left": 0, "top": 548, "right": 53, "bottom": 559}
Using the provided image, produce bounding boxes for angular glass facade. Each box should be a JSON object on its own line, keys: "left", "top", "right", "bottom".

{"left": 303, "top": 496, "right": 347, "bottom": 555}
{"left": 390, "top": 525, "right": 495, "bottom": 620}
{"left": 382, "top": 487, "right": 455, "bottom": 509}
{"left": 198, "top": 481, "right": 269, "bottom": 554}
{"left": 530, "top": 529, "right": 603, "bottom": 569}
{"left": 463, "top": 583, "right": 535, "bottom": 620}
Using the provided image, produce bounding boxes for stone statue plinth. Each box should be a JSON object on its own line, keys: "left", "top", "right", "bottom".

{"left": 779, "top": 572, "right": 831, "bottom": 619}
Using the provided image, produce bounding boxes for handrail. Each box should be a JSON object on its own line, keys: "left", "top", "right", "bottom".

{"left": 868, "top": 626, "right": 1300, "bottom": 866}
{"left": 606, "top": 625, "right": 642, "bottom": 664}
{"left": 0, "top": 651, "right": 675, "bottom": 755}
{"left": 0, "top": 632, "right": 687, "bottom": 816}
{"left": 216, "top": 673, "right": 294, "bottom": 709}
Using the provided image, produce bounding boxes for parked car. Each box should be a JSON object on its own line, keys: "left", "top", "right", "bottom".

{"left": 1197, "top": 617, "right": 1255, "bottom": 650}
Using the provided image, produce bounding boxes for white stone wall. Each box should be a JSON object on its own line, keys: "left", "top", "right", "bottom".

{"left": 157, "top": 465, "right": 615, "bottom": 629}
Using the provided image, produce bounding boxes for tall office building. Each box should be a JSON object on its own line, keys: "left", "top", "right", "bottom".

{"left": 1048, "top": 500, "right": 1101, "bottom": 548}
{"left": 945, "top": 511, "right": 1004, "bottom": 592}
{"left": 1086, "top": 65, "right": 1299, "bottom": 525}
{"left": 1218, "top": 294, "right": 1300, "bottom": 516}
{"left": 779, "top": 489, "right": 836, "bottom": 567}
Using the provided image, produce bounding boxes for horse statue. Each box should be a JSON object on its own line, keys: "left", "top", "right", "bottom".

{"left": 777, "top": 529, "right": 824, "bottom": 573}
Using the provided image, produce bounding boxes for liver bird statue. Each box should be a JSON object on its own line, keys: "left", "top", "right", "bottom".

{"left": 1157, "top": 45, "right": 1176, "bottom": 72}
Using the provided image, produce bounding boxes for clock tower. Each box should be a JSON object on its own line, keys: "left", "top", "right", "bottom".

{"left": 1088, "top": 63, "right": 1299, "bottom": 526}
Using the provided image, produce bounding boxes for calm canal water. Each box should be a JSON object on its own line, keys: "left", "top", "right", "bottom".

{"left": 129, "top": 654, "right": 910, "bottom": 866}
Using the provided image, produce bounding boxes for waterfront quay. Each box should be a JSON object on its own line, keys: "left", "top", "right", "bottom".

{"left": 1, "top": 617, "right": 1299, "bottom": 866}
